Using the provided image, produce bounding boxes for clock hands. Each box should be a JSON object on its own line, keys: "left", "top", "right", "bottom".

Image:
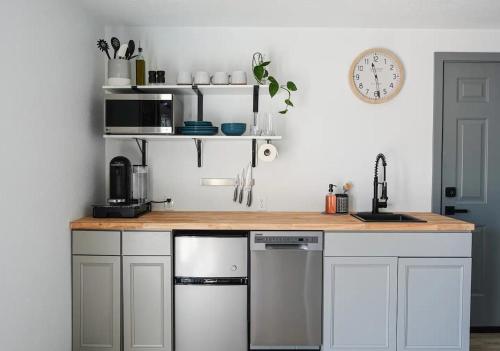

{"left": 371, "top": 63, "right": 381, "bottom": 99}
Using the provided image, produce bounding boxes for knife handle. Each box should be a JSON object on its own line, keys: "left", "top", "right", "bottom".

{"left": 233, "top": 186, "right": 238, "bottom": 202}
{"left": 246, "top": 190, "right": 252, "bottom": 207}
{"left": 239, "top": 188, "right": 244, "bottom": 204}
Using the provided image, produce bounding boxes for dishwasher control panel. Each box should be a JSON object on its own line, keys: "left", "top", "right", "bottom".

{"left": 254, "top": 235, "right": 318, "bottom": 244}
{"left": 251, "top": 231, "right": 323, "bottom": 251}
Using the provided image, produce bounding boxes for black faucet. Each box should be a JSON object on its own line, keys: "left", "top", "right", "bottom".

{"left": 372, "top": 153, "right": 388, "bottom": 214}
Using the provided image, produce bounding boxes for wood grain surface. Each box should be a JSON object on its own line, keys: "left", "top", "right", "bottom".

{"left": 70, "top": 211, "right": 474, "bottom": 232}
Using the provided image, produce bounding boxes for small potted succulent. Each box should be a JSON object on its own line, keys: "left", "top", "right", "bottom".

{"left": 252, "top": 52, "right": 297, "bottom": 114}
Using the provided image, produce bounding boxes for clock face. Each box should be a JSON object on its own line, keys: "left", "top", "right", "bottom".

{"left": 349, "top": 48, "right": 404, "bottom": 104}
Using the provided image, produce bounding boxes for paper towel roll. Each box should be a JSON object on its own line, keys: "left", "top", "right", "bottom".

{"left": 258, "top": 143, "right": 278, "bottom": 162}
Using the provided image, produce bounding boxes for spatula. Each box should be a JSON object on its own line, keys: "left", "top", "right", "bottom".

{"left": 125, "top": 40, "right": 135, "bottom": 60}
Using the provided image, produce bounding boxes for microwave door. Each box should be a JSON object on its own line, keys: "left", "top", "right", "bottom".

{"left": 141, "top": 100, "right": 158, "bottom": 127}
{"left": 105, "top": 99, "right": 141, "bottom": 133}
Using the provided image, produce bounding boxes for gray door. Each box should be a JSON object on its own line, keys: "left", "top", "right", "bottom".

{"left": 123, "top": 256, "right": 172, "bottom": 351}
{"left": 442, "top": 61, "right": 500, "bottom": 326}
{"left": 72, "top": 255, "right": 121, "bottom": 351}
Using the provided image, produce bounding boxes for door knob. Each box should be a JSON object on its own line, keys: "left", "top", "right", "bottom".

{"left": 445, "top": 206, "right": 469, "bottom": 215}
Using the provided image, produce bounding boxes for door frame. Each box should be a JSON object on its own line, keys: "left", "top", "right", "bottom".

{"left": 432, "top": 52, "right": 500, "bottom": 213}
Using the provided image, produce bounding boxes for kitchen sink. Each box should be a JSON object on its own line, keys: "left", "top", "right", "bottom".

{"left": 352, "top": 212, "right": 426, "bottom": 222}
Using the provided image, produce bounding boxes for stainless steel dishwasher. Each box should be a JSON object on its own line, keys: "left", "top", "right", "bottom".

{"left": 250, "top": 231, "right": 323, "bottom": 350}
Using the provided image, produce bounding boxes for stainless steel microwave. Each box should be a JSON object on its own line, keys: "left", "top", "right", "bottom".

{"left": 105, "top": 94, "right": 183, "bottom": 134}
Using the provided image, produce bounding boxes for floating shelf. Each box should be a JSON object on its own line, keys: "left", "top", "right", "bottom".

{"left": 103, "top": 134, "right": 282, "bottom": 141}
{"left": 103, "top": 84, "right": 275, "bottom": 167}
{"left": 102, "top": 84, "right": 269, "bottom": 95}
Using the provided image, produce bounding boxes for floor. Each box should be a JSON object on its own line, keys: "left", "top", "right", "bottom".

{"left": 471, "top": 334, "right": 500, "bottom": 350}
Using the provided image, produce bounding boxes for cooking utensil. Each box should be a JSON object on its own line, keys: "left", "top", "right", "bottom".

{"left": 245, "top": 163, "right": 253, "bottom": 207}
{"left": 233, "top": 174, "right": 240, "bottom": 202}
{"left": 125, "top": 40, "right": 135, "bottom": 60}
{"left": 238, "top": 168, "right": 245, "bottom": 204}
{"left": 97, "top": 39, "right": 111, "bottom": 60}
{"left": 110, "top": 37, "right": 120, "bottom": 59}
{"left": 117, "top": 44, "right": 128, "bottom": 59}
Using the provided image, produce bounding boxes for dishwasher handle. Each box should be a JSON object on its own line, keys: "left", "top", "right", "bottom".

{"left": 265, "top": 243, "right": 309, "bottom": 250}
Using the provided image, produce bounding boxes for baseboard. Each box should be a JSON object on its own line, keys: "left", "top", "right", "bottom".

{"left": 471, "top": 326, "right": 500, "bottom": 333}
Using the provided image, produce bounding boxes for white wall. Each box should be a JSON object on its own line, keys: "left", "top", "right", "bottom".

{"left": 104, "top": 27, "right": 500, "bottom": 212}
{"left": 0, "top": 1, "right": 104, "bottom": 350}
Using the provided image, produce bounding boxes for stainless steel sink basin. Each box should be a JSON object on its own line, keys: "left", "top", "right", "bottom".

{"left": 352, "top": 212, "right": 426, "bottom": 222}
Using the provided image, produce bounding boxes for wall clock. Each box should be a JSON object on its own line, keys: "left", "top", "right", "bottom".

{"left": 349, "top": 48, "right": 404, "bottom": 104}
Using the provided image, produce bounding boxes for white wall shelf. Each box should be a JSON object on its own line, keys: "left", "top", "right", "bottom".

{"left": 103, "top": 134, "right": 281, "bottom": 141}
{"left": 103, "top": 84, "right": 269, "bottom": 95}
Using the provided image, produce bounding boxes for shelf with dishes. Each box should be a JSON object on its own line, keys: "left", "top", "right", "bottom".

{"left": 103, "top": 84, "right": 269, "bottom": 95}
{"left": 103, "top": 135, "right": 282, "bottom": 141}
{"left": 104, "top": 84, "right": 277, "bottom": 167}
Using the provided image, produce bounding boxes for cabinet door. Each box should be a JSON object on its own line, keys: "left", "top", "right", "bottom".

{"left": 323, "top": 257, "right": 397, "bottom": 351}
{"left": 397, "top": 258, "right": 471, "bottom": 351}
{"left": 72, "top": 256, "right": 121, "bottom": 351}
{"left": 123, "top": 256, "right": 172, "bottom": 351}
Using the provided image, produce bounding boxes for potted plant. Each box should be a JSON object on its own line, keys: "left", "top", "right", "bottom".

{"left": 252, "top": 52, "right": 297, "bottom": 114}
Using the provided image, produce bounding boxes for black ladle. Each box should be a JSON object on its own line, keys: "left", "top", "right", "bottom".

{"left": 110, "top": 37, "right": 120, "bottom": 59}
{"left": 97, "top": 39, "right": 111, "bottom": 60}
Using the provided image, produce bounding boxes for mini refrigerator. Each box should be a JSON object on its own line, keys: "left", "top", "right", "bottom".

{"left": 174, "top": 232, "right": 248, "bottom": 351}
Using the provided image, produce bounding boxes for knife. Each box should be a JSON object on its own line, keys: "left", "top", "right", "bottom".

{"left": 245, "top": 163, "right": 253, "bottom": 207}
{"left": 238, "top": 168, "right": 246, "bottom": 204}
{"left": 233, "top": 174, "right": 240, "bottom": 202}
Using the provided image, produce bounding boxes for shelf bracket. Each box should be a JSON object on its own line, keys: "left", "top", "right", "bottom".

{"left": 134, "top": 138, "right": 148, "bottom": 166}
{"left": 253, "top": 85, "right": 259, "bottom": 113}
{"left": 194, "top": 139, "right": 202, "bottom": 167}
{"left": 251, "top": 85, "right": 260, "bottom": 168}
{"left": 131, "top": 85, "right": 145, "bottom": 93}
{"left": 252, "top": 139, "right": 257, "bottom": 168}
{"left": 192, "top": 85, "right": 204, "bottom": 121}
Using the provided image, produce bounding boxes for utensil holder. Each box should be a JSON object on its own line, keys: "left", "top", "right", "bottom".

{"left": 336, "top": 194, "right": 349, "bottom": 213}
{"left": 108, "top": 59, "right": 131, "bottom": 85}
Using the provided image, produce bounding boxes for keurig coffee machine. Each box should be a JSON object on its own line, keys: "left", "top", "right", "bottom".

{"left": 92, "top": 156, "right": 151, "bottom": 218}
{"left": 109, "top": 156, "right": 132, "bottom": 204}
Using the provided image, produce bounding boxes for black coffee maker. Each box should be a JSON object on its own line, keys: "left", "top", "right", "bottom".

{"left": 108, "top": 156, "right": 132, "bottom": 205}
{"left": 92, "top": 156, "right": 151, "bottom": 218}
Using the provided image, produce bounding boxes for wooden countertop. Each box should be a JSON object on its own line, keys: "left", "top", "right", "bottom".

{"left": 70, "top": 211, "right": 474, "bottom": 232}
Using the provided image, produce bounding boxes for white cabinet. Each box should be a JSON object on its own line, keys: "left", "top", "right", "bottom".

{"left": 72, "top": 255, "right": 121, "bottom": 351}
{"left": 72, "top": 230, "right": 173, "bottom": 351}
{"left": 323, "top": 232, "right": 472, "bottom": 351}
{"left": 123, "top": 256, "right": 172, "bottom": 351}
{"left": 323, "top": 257, "right": 397, "bottom": 351}
{"left": 397, "top": 258, "right": 471, "bottom": 351}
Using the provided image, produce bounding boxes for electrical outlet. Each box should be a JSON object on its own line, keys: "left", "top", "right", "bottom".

{"left": 258, "top": 197, "right": 267, "bottom": 211}
{"left": 164, "top": 198, "right": 174, "bottom": 210}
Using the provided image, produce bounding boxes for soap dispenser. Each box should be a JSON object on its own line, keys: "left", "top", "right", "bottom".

{"left": 325, "top": 184, "right": 337, "bottom": 214}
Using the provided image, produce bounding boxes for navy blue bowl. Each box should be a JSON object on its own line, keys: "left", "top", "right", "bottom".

{"left": 221, "top": 123, "right": 247, "bottom": 136}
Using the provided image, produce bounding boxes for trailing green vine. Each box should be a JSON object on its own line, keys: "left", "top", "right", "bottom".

{"left": 252, "top": 52, "right": 297, "bottom": 114}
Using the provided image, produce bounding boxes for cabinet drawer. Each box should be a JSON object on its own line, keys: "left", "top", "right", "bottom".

{"left": 123, "top": 231, "right": 171, "bottom": 256}
{"left": 324, "top": 232, "right": 472, "bottom": 257}
{"left": 72, "top": 230, "right": 121, "bottom": 255}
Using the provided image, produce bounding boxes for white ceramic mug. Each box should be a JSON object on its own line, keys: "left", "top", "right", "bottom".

{"left": 230, "top": 71, "right": 247, "bottom": 85}
{"left": 177, "top": 71, "right": 192, "bottom": 85}
{"left": 211, "top": 71, "right": 230, "bottom": 85}
{"left": 193, "top": 71, "right": 210, "bottom": 85}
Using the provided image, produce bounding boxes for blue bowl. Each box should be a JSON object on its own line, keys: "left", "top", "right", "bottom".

{"left": 221, "top": 123, "right": 247, "bottom": 136}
